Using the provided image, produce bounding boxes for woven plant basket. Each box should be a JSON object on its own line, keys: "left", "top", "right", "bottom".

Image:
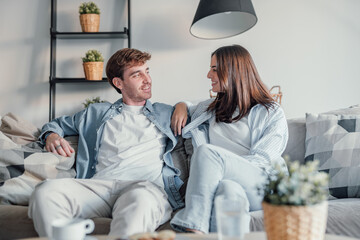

{"left": 83, "top": 62, "right": 103, "bottom": 81}
{"left": 80, "top": 14, "right": 100, "bottom": 32}
{"left": 262, "top": 201, "right": 328, "bottom": 240}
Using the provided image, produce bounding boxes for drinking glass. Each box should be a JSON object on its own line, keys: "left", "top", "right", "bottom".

{"left": 215, "top": 196, "right": 248, "bottom": 240}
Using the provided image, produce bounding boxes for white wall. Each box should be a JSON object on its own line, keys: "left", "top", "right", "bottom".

{"left": 1, "top": 0, "right": 359, "bottom": 128}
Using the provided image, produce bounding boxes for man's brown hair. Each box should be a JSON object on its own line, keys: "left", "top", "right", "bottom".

{"left": 106, "top": 48, "right": 151, "bottom": 94}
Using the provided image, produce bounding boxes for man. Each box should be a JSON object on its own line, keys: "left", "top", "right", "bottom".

{"left": 28, "top": 48, "right": 184, "bottom": 238}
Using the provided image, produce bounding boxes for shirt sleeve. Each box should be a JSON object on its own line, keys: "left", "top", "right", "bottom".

{"left": 38, "top": 109, "right": 87, "bottom": 145}
{"left": 242, "top": 104, "right": 289, "bottom": 175}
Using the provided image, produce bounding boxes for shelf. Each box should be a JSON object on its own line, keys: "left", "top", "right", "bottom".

{"left": 51, "top": 28, "right": 128, "bottom": 39}
{"left": 51, "top": 78, "right": 108, "bottom": 83}
{"left": 49, "top": 0, "right": 131, "bottom": 120}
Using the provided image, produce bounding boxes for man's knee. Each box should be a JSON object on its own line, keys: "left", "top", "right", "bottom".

{"left": 30, "top": 179, "right": 73, "bottom": 205}
{"left": 126, "top": 186, "right": 158, "bottom": 206}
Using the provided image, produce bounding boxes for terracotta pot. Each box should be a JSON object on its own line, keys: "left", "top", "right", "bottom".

{"left": 83, "top": 62, "right": 103, "bottom": 81}
{"left": 262, "top": 201, "right": 328, "bottom": 240}
{"left": 79, "top": 14, "right": 100, "bottom": 32}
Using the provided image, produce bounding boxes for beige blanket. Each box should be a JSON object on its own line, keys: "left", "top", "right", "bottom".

{"left": 0, "top": 114, "right": 76, "bottom": 205}
{"left": 0, "top": 113, "right": 40, "bottom": 145}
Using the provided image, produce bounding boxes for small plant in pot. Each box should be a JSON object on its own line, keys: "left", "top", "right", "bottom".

{"left": 79, "top": 2, "right": 100, "bottom": 32}
{"left": 259, "top": 160, "right": 329, "bottom": 240}
{"left": 83, "top": 96, "right": 105, "bottom": 108}
{"left": 82, "top": 49, "right": 104, "bottom": 81}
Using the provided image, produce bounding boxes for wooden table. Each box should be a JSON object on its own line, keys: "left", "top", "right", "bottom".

{"left": 19, "top": 232, "right": 360, "bottom": 240}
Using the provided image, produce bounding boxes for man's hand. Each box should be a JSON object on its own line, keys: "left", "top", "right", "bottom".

{"left": 45, "top": 133, "right": 75, "bottom": 157}
{"left": 171, "top": 102, "right": 188, "bottom": 136}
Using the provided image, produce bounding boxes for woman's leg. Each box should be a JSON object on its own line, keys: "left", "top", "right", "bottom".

{"left": 170, "top": 144, "right": 266, "bottom": 233}
{"left": 209, "top": 179, "right": 250, "bottom": 233}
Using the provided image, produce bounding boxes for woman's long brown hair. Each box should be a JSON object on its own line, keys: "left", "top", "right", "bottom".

{"left": 207, "top": 45, "right": 275, "bottom": 123}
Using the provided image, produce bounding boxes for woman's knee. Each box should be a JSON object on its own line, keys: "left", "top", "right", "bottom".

{"left": 192, "top": 144, "right": 222, "bottom": 166}
{"left": 216, "top": 180, "right": 246, "bottom": 198}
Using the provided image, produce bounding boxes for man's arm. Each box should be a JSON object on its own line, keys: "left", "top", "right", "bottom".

{"left": 39, "top": 109, "right": 86, "bottom": 157}
{"left": 44, "top": 132, "right": 74, "bottom": 157}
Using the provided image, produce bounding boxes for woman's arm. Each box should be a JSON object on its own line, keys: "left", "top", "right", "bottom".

{"left": 171, "top": 102, "right": 188, "bottom": 136}
{"left": 244, "top": 105, "right": 289, "bottom": 175}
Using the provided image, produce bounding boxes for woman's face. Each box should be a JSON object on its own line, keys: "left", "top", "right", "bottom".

{"left": 207, "top": 55, "right": 222, "bottom": 93}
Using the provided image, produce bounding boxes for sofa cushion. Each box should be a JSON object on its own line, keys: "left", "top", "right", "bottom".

{"left": 304, "top": 113, "right": 360, "bottom": 198}
{"left": 0, "top": 132, "right": 76, "bottom": 205}
{"left": 283, "top": 118, "right": 306, "bottom": 164}
{"left": 0, "top": 113, "right": 40, "bottom": 145}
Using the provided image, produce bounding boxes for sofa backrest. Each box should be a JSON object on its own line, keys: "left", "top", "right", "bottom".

{"left": 282, "top": 104, "right": 360, "bottom": 166}
{"left": 283, "top": 118, "right": 306, "bottom": 164}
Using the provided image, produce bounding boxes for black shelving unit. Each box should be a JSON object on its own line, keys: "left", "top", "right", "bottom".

{"left": 49, "top": 0, "right": 131, "bottom": 120}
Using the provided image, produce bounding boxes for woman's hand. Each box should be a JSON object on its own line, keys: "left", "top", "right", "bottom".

{"left": 171, "top": 102, "right": 188, "bottom": 136}
{"left": 45, "top": 133, "right": 75, "bottom": 157}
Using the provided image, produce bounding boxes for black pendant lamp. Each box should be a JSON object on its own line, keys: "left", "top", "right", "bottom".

{"left": 190, "top": 0, "right": 257, "bottom": 39}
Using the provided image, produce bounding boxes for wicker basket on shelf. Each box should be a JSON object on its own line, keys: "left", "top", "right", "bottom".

{"left": 80, "top": 14, "right": 100, "bottom": 32}
{"left": 262, "top": 201, "right": 328, "bottom": 240}
{"left": 83, "top": 62, "right": 103, "bottom": 81}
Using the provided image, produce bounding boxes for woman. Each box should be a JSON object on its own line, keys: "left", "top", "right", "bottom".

{"left": 170, "top": 45, "right": 288, "bottom": 234}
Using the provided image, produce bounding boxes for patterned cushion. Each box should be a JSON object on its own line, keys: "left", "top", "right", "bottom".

{"left": 305, "top": 113, "right": 360, "bottom": 198}
{"left": 0, "top": 132, "right": 76, "bottom": 205}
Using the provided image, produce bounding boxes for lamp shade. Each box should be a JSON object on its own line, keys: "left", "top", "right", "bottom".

{"left": 190, "top": 0, "right": 257, "bottom": 39}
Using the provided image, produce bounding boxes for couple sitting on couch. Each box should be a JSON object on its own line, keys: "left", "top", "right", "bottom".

{"left": 29, "top": 46, "right": 288, "bottom": 238}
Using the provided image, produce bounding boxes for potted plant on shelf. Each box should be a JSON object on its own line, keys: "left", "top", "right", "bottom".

{"left": 82, "top": 49, "right": 104, "bottom": 81}
{"left": 79, "top": 2, "right": 100, "bottom": 32}
{"left": 83, "top": 97, "right": 105, "bottom": 108}
{"left": 259, "top": 160, "right": 329, "bottom": 240}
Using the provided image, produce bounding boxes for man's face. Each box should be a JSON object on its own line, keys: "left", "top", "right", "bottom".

{"left": 113, "top": 63, "right": 152, "bottom": 106}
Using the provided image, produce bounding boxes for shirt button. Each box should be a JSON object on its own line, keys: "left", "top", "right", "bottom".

{"left": 91, "top": 166, "right": 95, "bottom": 169}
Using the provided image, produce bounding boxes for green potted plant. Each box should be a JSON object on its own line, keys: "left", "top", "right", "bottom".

{"left": 79, "top": 2, "right": 100, "bottom": 32}
{"left": 259, "top": 160, "right": 329, "bottom": 240}
{"left": 83, "top": 97, "right": 105, "bottom": 108}
{"left": 82, "top": 49, "right": 104, "bottom": 81}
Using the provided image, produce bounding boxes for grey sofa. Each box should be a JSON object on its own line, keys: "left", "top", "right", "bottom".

{"left": 1, "top": 106, "right": 360, "bottom": 239}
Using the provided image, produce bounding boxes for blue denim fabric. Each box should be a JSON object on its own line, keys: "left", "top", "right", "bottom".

{"left": 38, "top": 98, "right": 185, "bottom": 210}
{"left": 170, "top": 144, "right": 266, "bottom": 233}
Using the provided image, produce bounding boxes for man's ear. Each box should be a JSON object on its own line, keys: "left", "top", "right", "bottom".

{"left": 112, "top": 77, "right": 123, "bottom": 90}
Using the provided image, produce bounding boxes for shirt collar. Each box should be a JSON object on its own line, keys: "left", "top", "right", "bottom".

{"left": 112, "top": 98, "right": 153, "bottom": 113}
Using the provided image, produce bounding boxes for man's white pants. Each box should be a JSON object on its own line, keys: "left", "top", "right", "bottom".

{"left": 28, "top": 178, "right": 172, "bottom": 238}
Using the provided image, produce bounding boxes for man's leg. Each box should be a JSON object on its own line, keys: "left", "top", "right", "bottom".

{"left": 28, "top": 178, "right": 113, "bottom": 237}
{"left": 109, "top": 181, "right": 172, "bottom": 238}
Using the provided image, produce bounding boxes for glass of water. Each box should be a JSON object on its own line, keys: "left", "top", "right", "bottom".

{"left": 215, "top": 195, "right": 248, "bottom": 240}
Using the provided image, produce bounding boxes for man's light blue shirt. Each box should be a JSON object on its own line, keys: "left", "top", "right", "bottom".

{"left": 39, "top": 98, "right": 184, "bottom": 210}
